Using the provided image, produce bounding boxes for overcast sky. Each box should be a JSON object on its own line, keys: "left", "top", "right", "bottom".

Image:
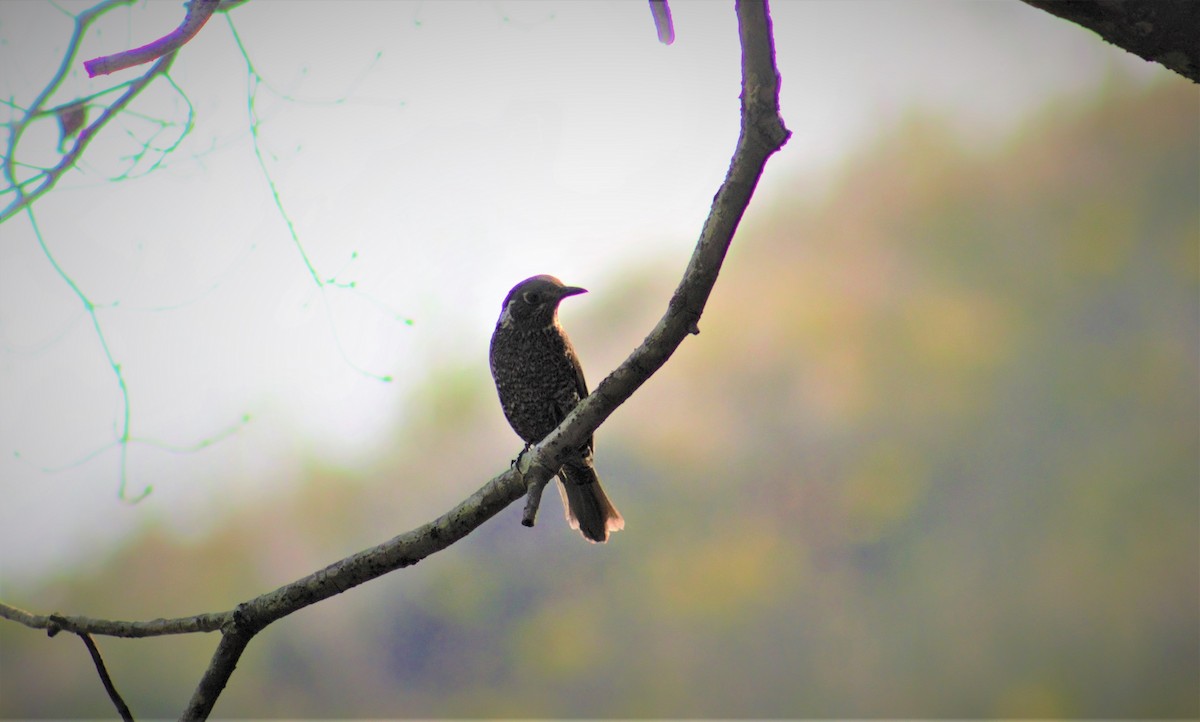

{"left": 0, "top": 0, "right": 1165, "bottom": 582}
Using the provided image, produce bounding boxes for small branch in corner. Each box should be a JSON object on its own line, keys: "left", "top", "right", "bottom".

{"left": 649, "top": 0, "right": 676, "bottom": 45}
{"left": 83, "top": 0, "right": 221, "bottom": 77}
{"left": 51, "top": 615, "right": 135, "bottom": 722}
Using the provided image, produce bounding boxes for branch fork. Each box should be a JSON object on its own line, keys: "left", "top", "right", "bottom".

{"left": 517, "top": 447, "right": 556, "bottom": 527}
{"left": 1, "top": 2, "right": 789, "bottom": 718}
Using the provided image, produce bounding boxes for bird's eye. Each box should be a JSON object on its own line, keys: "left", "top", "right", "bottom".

{"left": 522, "top": 291, "right": 542, "bottom": 305}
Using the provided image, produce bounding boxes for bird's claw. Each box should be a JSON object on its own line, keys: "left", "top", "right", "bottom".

{"left": 510, "top": 443, "right": 533, "bottom": 471}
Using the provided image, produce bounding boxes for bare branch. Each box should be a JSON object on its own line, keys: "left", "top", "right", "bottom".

{"left": 520, "top": 469, "right": 553, "bottom": 527}
{"left": 650, "top": 0, "right": 675, "bottom": 45}
{"left": 19, "top": 0, "right": 135, "bottom": 115}
{"left": 2, "top": 464, "right": 532, "bottom": 714}
{"left": 0, "top": 602, "right": 225, "bottom": 638}
{"left": 1, "top": 0, "right": 135, "bottom": 224}
{"left": 1021, "top": 0, "right": 1200, "bottom": 83}
{"left": 523, "top": 0, "right": 789, "bottom": 477}
{"left": 180, "top": 466, "right": 532, "bottom": 719}
{"left": 184, "top": 620, "right": 254, "bottom": 719}
{"left": 69, "top": 627, "right": 134, "bottom": 722}
{"left": 1, "top": 2, "right": 789, "bottom": 718}
{"left": 0, "top": 52, "right": 176, "bottom": 225}
{"left": 84, "top": 0, "right": 221, "bottom": 78}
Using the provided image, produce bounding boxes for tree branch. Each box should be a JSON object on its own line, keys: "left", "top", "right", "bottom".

{"left": 71, "top": 628, "right": 134, "bottom": 722}
{"left": 0, "top": 602, "right": 225, "bottom": 638}
{"left": 1, "top": 2, "right": 789, "bottom": 718}
{"left": 180, "top": 466, "right": 531, "bottom": 718}
{"left": 0, "top": 53, "right": 176, "bottom": 225}
{"left": 1021, "top": 0, "right": 1200, "bottom": 83}
{"left": 520, "top": 0, "right": 790, "bottom": 480}
{"left": 83, "top": 0, "right": 221, "bottom": 78}
{"left": 650, "top": 0, "right": 676, "bottom": 45}
{"left": 520, "top": 449, "right": 554, "bottom": 527}
{"left": 1, "top": 0, "right": 134, "bottom": 225}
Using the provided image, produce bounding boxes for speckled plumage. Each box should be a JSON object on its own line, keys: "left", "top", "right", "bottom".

{"left": 489, "top": 275, "right": 624, "bottom": 543}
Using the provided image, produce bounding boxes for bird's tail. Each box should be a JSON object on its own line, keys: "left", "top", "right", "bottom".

{"left": 558, "top": 461, "right": 624, "bottom": 543}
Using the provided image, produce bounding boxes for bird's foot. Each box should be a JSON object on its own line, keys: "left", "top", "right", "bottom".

{"left": 510, "top": 442, "right": 532, "bottom": 470}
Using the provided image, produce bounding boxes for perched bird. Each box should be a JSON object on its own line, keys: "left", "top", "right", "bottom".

{"left": 490, "top": 274, "right": 624, "bottom": 543}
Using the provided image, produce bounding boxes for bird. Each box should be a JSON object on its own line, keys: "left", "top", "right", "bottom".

{"left": 489, "top": 274, "right": 624, "bottom": 543}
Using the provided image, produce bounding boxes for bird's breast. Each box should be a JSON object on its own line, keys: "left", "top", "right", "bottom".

{"left": 489, "top": 324, "right": 581, "bottom": 444}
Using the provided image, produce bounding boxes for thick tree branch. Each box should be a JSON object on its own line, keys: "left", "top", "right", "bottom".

{"left": 1022, "top": 0, "right": 1200, "bottom": 83}
{"left": 84, "top": 0, "right": 221, "bottom": 77}
{"left": 1, "top": 2, "right": 788, "bottom": 718}
{"left": 520, "top": 0, "right": 790, "bottom": 483}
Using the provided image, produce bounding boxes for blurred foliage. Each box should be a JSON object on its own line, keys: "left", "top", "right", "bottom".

{"left": 2, "top": 77, "right": 1197, "bottom": 718}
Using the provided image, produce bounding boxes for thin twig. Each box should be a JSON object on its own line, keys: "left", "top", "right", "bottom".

{"left": 0, "top": 53, "right": 176, "bottom": 225}
{"left": 0, "top": 602, "right": 226, "bottom": 638}
{"left": 1, "top": 0, "right": 134, "bottom": 223}
{"left": 76, "top": 631, "right": 135, "bottom": 721}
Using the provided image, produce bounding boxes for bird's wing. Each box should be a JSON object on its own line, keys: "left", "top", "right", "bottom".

{"left": 550, "top": 327, "right": 595, "bottom": 456}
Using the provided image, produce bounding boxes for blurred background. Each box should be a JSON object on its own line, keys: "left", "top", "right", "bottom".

{"left": 1, "top": 0, "right": 1196, "bottom": 717}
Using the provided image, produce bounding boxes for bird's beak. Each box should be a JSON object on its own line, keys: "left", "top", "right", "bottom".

{"left": 559, "top": 285, "right": 587, "bottom": 298}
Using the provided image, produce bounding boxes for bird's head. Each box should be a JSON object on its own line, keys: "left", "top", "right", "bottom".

{"left": 499, "top": 274, "right": 587, "bottom": 328}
